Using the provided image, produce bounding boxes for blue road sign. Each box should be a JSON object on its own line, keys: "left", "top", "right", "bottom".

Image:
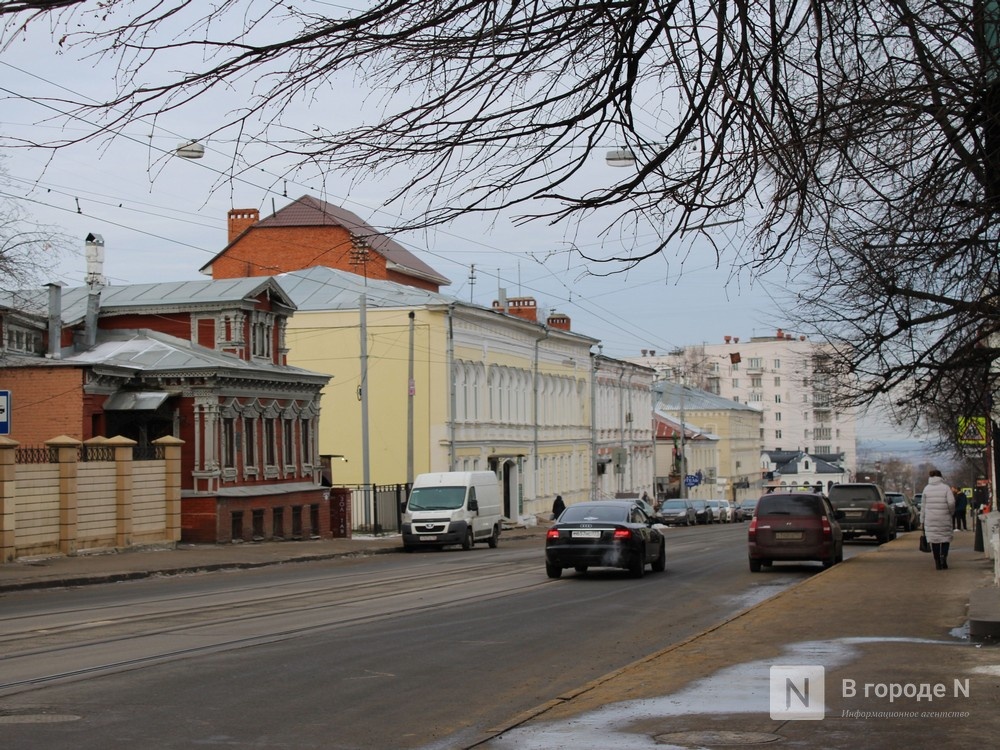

{"left": 684, "top": 474, "right": 700, "bottom": 488}
{"left": 0, "top": 390, "right": 9, "bottom": 435}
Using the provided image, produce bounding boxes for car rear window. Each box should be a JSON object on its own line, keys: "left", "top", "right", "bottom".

{"left": 756, "top": 495, "right": 825, "bottom": 516}
{"left": 559, "top": 505, "right": 628, "bottom": 523}
{"left": 828, "top": 486, "right": 880, "bottom": 506}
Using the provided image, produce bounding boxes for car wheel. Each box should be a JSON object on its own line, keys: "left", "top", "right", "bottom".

{"left": 402, "top": 544, "right": 414, "bottom": 553}
{"left": 822, "top": 548, "right": 837, "bottom": 569}
{"left": 628, "top": 553, "right": 645, "bottom": 578}
{"left": 546, "top": 562, "right": 563, "bottom": 579}
{"left": 652, "top": 540, "right": 666, "bottom": 572}
{"left": 462, "top": 529, "right": 474, "bottom": 550}
{"left": 749, "top": 557, "right": 762, "bottom": 572}
{"left": 836, "top": 546, "right": 844, "bottom": 563}
{"left": 487, "top": 525, "right": 499, "bottom": 548}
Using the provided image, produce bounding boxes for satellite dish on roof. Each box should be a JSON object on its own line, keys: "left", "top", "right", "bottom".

{"left": 176, "top": 141, "right": 205, "bottom": 159}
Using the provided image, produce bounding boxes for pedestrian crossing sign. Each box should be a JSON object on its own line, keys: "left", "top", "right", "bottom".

{"left": 958, "top": 416, "right": 987, "bottom": 445}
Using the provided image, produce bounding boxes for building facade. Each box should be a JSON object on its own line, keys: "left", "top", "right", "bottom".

{"left": 633, "top": 330, "right": 857, "bottom": 473}
{"left": 1, "top": 276, "right": 331, "bottom": 544}
{"left": 277, "top": 266, "right": 654, "bottom": 520}
{"left": 201, "top": 195, "right": 451, "bottom": 292}
{"left": 654, "top": 381, "right": 764, "bottom": 505}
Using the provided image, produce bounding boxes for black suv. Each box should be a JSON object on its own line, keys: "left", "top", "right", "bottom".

{"left": 827, "top": 483, "right": 897, "bottom": 543}
{"left": 885, "top": 491, "right": 919, "bottom": 532}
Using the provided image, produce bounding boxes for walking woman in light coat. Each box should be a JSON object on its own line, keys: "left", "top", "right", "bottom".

{"left": 920, "top": 469, "right": 956, "bottom": 570}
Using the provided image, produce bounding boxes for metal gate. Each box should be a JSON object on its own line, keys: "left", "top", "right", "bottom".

{"left": 347, "top": 483, "right": 409, "bottom": 535}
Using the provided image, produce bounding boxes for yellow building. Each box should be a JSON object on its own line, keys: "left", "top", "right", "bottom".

{"left": 655, "top": 381, "right": 763, "bottom": 505}
{"left": 277, "top": 267, "right": 623, "bottom": 519}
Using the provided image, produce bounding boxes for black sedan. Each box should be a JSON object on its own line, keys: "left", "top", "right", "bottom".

{"left": 545, "top": 500, "right": 666, "bottom": 578}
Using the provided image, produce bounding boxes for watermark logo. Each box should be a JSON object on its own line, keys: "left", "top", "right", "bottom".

{"left": 770, "top": 665, "right": 826, "bottom": 720}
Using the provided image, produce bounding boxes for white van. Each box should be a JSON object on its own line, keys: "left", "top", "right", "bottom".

{"left": 402, "top": 471, "right": 503, "bottom": 551}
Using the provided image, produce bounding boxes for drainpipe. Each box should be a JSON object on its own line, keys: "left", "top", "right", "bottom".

{"left": 590, "top": 351, "right": 599, "bottom": 497}
{"left": 533, "top": 326, "right": 550, "bottom": 490}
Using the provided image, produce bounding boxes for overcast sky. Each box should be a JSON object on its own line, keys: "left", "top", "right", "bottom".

{"left": 0, "top": 9, "right": 933, "bottom": 449}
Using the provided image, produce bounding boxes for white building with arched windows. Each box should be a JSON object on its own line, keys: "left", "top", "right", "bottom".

{"left": 278, "top": 266, "right": 654, "bottom": 520}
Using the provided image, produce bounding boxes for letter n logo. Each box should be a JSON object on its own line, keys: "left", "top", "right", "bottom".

{"left": 770, "top": 666, "right": 825, "bottom": 720}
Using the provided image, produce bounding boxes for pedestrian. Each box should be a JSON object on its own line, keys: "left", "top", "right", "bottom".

{"left": 953, "top": 489, "right": 968, "bottom": 531}
{"left": 551, "top": 494, "right": 565, "bottom": 520}
{"left": 920, "top": 469, "right": 955, "bottom": 570}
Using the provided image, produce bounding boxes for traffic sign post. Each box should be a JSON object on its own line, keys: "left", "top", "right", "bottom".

{"left": 0, "top": 390, "right": 9, "bottom": 436}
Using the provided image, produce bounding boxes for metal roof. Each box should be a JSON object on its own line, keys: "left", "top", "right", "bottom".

{"left": 654, "top": 381, "right": 762, "bottom": 414}
{"left": 7, "top": 277, "right": 295, "bottom": 326}
{"left": 61, "top": 329, "right": 329, "bottom": 384}
{"left": 276, "top": 266, "right": 451, "bottom": 312}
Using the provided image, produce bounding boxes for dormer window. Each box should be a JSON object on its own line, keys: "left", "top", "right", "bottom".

{"left": 251, "top": 311, "right": 274, "bottom": 359}
{"left": 5, "top": 323, "right": 43, "bottom": 355}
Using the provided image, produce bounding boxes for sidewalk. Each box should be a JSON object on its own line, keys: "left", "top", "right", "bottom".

{"left": 481, "top": 532, "right": 1000, "bottom": 749}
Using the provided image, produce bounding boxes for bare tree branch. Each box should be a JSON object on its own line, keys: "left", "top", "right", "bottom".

{"left": 3, "top": 0, "right": 1000, "bottom": 426}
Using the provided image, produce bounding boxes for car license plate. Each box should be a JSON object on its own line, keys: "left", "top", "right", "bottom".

{"left": 420, "top": 535, "right": 438, "bottom": 541}
{"left": 572, "top": 530, "right": 601, "bottom": 539}
{"left": 775, "top": 531, "right": 803, "bottom": 540}
{"left": 845, "top": 510, "right": 864, "bottom": 518}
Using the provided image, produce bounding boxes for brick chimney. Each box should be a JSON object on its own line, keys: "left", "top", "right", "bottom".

{"left": 546, "top": 312, "right": 571, "bottom": 331}
{"left": 228, "top": 208, "right": 260, "bottom": 243}
{"left": 492, "top": 296, "right": 537, "bottom": 322}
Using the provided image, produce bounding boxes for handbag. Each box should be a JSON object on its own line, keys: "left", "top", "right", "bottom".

{"left": 919, "top": 534, "right": 931, "bottom": 553}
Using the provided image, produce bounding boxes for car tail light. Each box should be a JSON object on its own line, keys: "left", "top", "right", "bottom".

{"left": 748, "top": 517, "right": 757, "bottom": 540}
{"left": 613, "top": 528, "right": 632, "bottom": 540}
{"left": 821, "top": 516, "right": 832, "bottom": 538}
{"left": 871, "top": 502, "right": 886, "bottom": 515}
{"left": 546, "top": 528, "right": 560, "bottom": 540}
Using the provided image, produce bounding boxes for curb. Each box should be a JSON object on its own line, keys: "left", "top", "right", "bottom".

{"left": 969, "top": 585, "right": 1000, "bottom": 642}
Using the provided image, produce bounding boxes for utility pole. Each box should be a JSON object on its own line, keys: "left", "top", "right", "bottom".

{"left": 407, "top": 310, "right": 415, "bottom": 486}
{"left": 679, "top": 384, "right": 687, "bottom": 499}
{"left": 360, "top": 292, "right": 371, "bottom": 530}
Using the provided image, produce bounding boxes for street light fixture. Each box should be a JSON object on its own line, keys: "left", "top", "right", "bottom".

{"left": 605, "top": 148, "right": 636, "bottom": 167}
{"left": 176, "top": 141, "right": 205, "bottom": 159}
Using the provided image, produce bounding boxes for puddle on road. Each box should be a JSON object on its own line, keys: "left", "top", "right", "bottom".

{"left": 479, "top": 636, "right": 959, "bottom": 750}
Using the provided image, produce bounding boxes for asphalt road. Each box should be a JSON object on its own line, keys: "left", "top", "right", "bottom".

{"left": 0, "top": 523, "right": 865, "bottom": 749}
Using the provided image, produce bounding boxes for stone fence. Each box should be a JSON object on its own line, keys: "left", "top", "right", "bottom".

{"left": 0, "top": 435, "right": 183, "bottom": 563}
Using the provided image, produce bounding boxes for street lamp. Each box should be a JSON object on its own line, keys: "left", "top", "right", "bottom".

{"left": 176, "top": 141, "right": 205, "bottom": 159}
{"left": 605, "top": 148, "right": 636, "bottom": 167}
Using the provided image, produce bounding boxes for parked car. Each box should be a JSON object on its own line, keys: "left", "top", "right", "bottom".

{"left": 689, "top": 499, "right": 713, "bottom": 524}
{"left": 636, "top": 496, "right": 664, "bottom": 524}
{"left": 827, "top": 483, "right": 897, "bottom": 543}
{"left": 659, "top": 498, "right": 698, "bottom": 526}
{"left": 544, "top": 500, "right": 666, "bottom": 578}
{"left": 885, "top": 491, "right": 919, "bottom": 531}
{"left": 706, "top": 499, "right": 735, "bottom": 523}
{"left": 748, "top": 491, "right": 844, "bottom": 572}
{"left": 737, "top": 497, "right": 759, "bottom": 521}
{"left": 912, "top": 493, "right": 923, "bottom": 510}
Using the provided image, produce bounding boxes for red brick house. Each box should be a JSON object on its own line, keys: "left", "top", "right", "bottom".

{"left": 200, "top": 195, "right": 451, "bottom": 291}
{"left": 0, "top": 276, "right": 332, "bottom": 543}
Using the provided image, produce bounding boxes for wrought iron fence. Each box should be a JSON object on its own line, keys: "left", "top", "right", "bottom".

{"left": 344, "top": 483, "right": 410, "bottom": 535}
{"left": 14, "top": 446, "right": 52, "bottom": 464}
